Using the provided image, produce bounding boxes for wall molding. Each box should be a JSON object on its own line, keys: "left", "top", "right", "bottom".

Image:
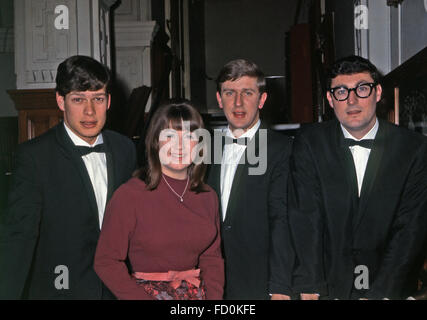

{"left": 14, "top": 0, "right": 115, "bottom": 89}
{"left": 114, "top": 21, "right": 157, "bottom": 48}
{"left": 114, "top": 20, "right": 157, "bottom": 107}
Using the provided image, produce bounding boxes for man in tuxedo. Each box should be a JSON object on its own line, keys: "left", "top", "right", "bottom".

{"left": 0, "top": 55, "right": 136, "bottom": 299}
{"left": 207, "top": 59, "right": 294, "bottom": 299}
{"left": 288, "top": 55, "right": 427, "bottom": 299}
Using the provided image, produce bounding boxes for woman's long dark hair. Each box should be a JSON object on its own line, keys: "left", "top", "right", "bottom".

{"left": 134, "top": 99, "right": 209, "bottom": 193}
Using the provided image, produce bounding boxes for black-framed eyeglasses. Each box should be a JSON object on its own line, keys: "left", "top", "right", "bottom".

{"left": 329, "top": 82, "right": 377, "bottom": 101}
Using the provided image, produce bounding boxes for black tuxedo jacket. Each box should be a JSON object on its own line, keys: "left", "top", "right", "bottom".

{"left": 207, "top": 125, "right": 294, "bottom": 299}
{"left": 0, "top": 123, "right": 136, "bottom": 299}
{"left": 288, "top": 119, "right": 427, "bottom": 299}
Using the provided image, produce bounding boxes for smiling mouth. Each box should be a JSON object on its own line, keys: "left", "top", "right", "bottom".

{"left": 169, "top": 153, "right": 192, "bottom": 164}
{"left": 171, "top": 153, "right": 184, "bottom": 158}
{"left": 170, "top": 152, "right": 191, "bottom": 160}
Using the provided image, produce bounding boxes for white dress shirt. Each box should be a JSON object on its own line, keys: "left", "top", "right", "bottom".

{"left": 64, "top": 123, "right": 108, "bottom": 228}
{"left": 220, "top": 120, "right": 261, "bottom": 221}
{"left": 341, "top": 118, "right": 379, "bottom": 196}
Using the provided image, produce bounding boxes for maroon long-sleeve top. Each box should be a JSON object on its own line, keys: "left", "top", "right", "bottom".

{"left": 94, "top": 176, "right": 224, "bottom": 300}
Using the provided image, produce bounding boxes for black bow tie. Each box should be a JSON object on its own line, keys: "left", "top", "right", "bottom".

{"left": 224, "top": 136, "right": 248, "bottom": 146}
{"left": 75, "top": 143, "right": 106, "bottom": 156}
{"left": 344, "top": 139, "right": 374, "bottom": 149}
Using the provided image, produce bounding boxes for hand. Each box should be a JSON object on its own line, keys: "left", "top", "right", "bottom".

{"left": 300, "top": 293, "right": 319, "bottom": 300}
{"left": 271, "top": 294, "right": 291, "bottom": 300}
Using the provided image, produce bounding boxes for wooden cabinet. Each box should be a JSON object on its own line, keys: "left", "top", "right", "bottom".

{"left": 7, "top": 89, "right": 63, "bottom": 143}
{"left": 382, "top": 46, "right": 427, "bottom": 128}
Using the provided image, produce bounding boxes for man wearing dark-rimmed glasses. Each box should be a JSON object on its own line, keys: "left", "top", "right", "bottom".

{"left": 287, "top": 55, "right": 427, "bottom": 300}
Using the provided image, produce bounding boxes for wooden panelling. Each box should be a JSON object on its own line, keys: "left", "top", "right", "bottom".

{"left": 289, "top": 24, "right": 315, "bottom": 123}
{"left": 7, "top": 89, "right": 63, "bottom": 143}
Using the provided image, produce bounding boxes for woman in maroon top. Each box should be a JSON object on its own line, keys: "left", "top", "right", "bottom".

{"left": 94, "top": 100, "right": 224, "bottom": 300}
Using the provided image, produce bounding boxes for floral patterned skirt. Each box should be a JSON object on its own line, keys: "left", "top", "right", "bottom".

{"left": 135, "top": 278, "right": 206, "bottom": 300}
{"left": 132, "top": 269, "right": 206, "bottom": 300}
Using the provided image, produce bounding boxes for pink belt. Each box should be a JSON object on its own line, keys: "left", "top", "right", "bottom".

{"left": 133, "top": 269, "right": 201, "bottom": 289}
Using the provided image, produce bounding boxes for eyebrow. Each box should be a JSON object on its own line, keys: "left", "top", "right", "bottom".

{"left": 222, "top": 88, "right": 256, "bottom": 92}
{"left": 69, "top": 92, "right": 107, "bottom": 97}
{"left": 332, "top": 80, "right": 374, "bottom": 88}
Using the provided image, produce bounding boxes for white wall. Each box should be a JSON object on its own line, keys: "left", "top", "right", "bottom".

{"left": 357, "top": 0, "right": 427, "bottom": 74}
{"left": 366, "top": 0, "right": 391, "bottom": 75}
{"left": 401, "top": 0, "right": 427, "bottom": 63}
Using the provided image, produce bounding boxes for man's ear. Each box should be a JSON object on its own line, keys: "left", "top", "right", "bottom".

{"left": 326, "top": 91, "right": 334, "bottom": 109}
{"left": 216, "top": 92, "right": 223, "bottom": 109}
{"left": 375, "top": 84, "right": 382, "bottom": 103}
{"left": 258, "top": 92, "right": 267, "bottom": 110}
{"left": 56, "top": 92, "right": 65, "bottom": 112}
{"left": 107, "top": 94, "right": 111, "bottom": 110}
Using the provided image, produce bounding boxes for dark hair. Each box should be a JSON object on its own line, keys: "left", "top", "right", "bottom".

{"left": 135, "top": 99, "right": 209, "bottom": 193}
{"left": 327, "top": 55, "right": 382, "bottom": 89}
{"left": 55, "top": 55, "right": 111, "bottom": 96}
{"left": 216, "top": 59, "right": 266, "bottom": 93}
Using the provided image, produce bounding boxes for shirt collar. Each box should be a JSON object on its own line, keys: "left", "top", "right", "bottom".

{"left": 225, "top": 119, "right": 261, "bottom": 140}
{"left": 341, "top": 117, "right": 379, "bottom": 141}
{"left": 63, "top": 122, "right": 103, "bottom": 147}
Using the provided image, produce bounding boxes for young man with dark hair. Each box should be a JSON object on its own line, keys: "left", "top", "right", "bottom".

{"left": 0, "top": 55, "right": 136, "bottom": 299}
{"left": 288, "top": 55, "right": 427, "bottom": 299}
{"left": 207, "top": 59, "right": 294, "bottom": 299}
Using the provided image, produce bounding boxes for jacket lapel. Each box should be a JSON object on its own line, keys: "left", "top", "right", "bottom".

{"left": 353, "top": 120, "right": 386, "bottom": 232}
{"left": 207, "top": 129, "right": 224, "bottom": 220}
{"left": 209, "top": 162, "right": 223, "bottom": 220}
{"left": 102, "top": 132, "right": 115, "bottom": 202}
{"left": 334, "top": 122, "right": 360, "bottom": 236}
{"left": 223, "top": 127, "right": 261, "bottom": 225}
{"left": 223, "top": 161, "right": 247, "bottom": 225}
{"left": 55, "top": 123, "right": 102, "bottom": 229}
